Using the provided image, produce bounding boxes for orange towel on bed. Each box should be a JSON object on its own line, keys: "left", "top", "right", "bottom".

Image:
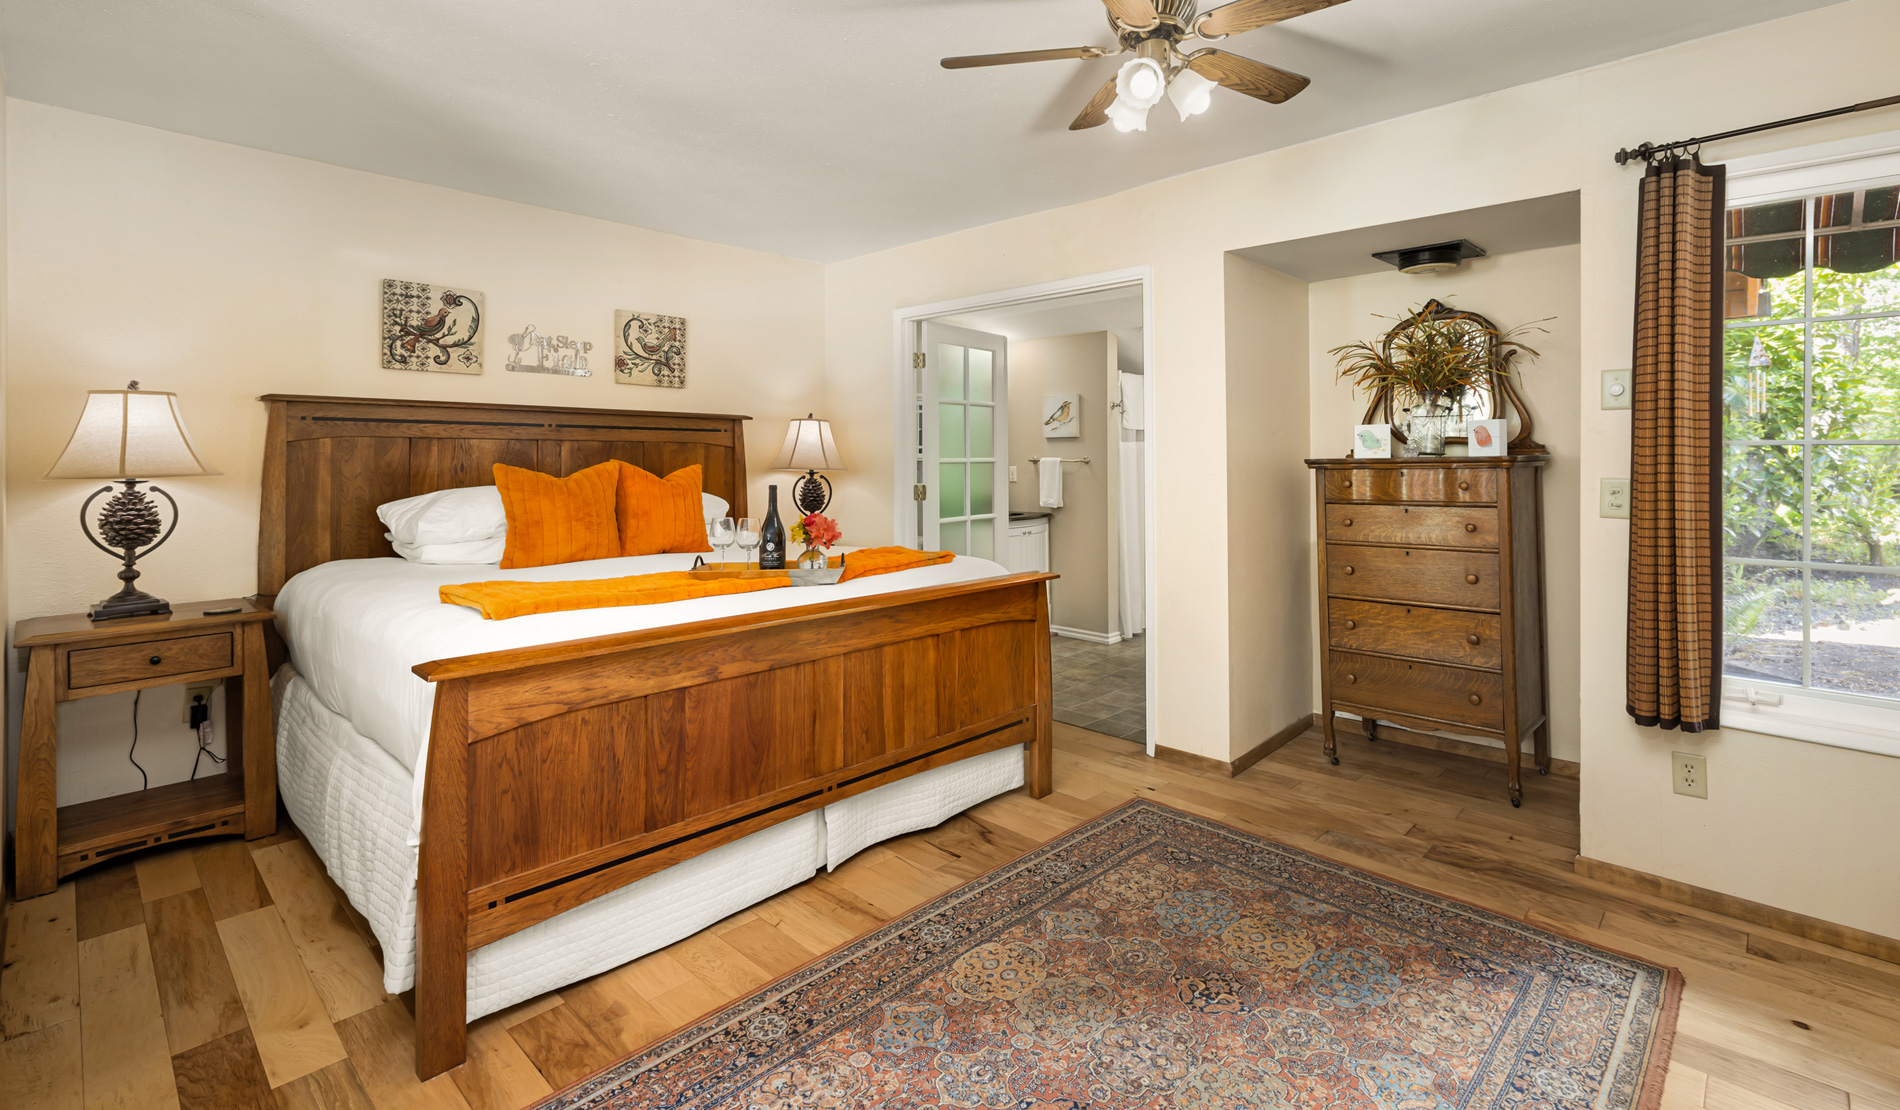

{"left": 441, "top": 547, "right": 957, "bottom": 620}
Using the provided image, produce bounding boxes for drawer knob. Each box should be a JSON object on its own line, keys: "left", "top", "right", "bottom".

{"left": 149, "top": 655, "right": 163, "bottom": 666}
{"left": 1464, "top": 522, "right": 1478, "bottom": 533}
{"left": 1344, "top": 620, "right": 1356, "bottom": 630}
{"left": 1343, "top": 566, "right": 1355, "bottom": 576}
{"left": 1467, "top": 634, "right": 1481, "bottom": 645}
{"left": 1345, "top": 673, "right": 1357, "bottom": 684}
{"left": 1468, "top": 693, "right": 1482, "bottom": 706}
{"left": 1458, "top": 480, "right": 1470, "bottom": 491}
{"left": 1465, "top": 573, "right": 1479, "bottom": 585}
{"left": 1342, "top": 517, "right": 1353, "bottom": 527}
{"left": 1343, "top": 479, "right": 1352, "bottom": 488}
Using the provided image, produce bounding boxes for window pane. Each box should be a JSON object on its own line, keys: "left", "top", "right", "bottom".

{"left": 1811, "top": 318, "right": 1900, "bottom": 439}
{"left": 968, "top": 518, "right": 994, "bottom": 561}
{"left": 1725, "top": 241, "right": 1806, "bottom": 321}
{"left": 940, "top": 520, "right": 967, "bottom": 556}
{"left": 937, "top": 344, "right": 965, "bottom": 399}
{"left": 970, "top": 463, "right": 994, "bottom": 516}
{"left": 1809, "top": 569, "right": 1900, "bottom": 700}
{"left": 938, "top": 402, "right": 965, "bottom": 460}
{"left": 939, "top": 462, "right": 966, "bottom": 519}
{"left": 1866, "top": 185, "right": 1900, "bottom": 224}
{"left": 1810, "top": 445, "right": 1900, "bottom": 566}
{"left": 1724, "top": 444, "right": 1805, "bottom": 561}
{"left": 1813, "top": 193, "right": 1855, "bottom": 229}
{"left": 1812, "top": 231, "right": 1900, "bottom": 317}
{"left": 968, "top": 405, "right": 993, "bottom": 459}
{"left": 968, "top": 349, "right": 993, "bottom": 403}
{"left": 1723, "top": 325, "right": 1805, "bottom": 440}
{"left": 1723, "top": 564, "right": 1804, "bottom": 689}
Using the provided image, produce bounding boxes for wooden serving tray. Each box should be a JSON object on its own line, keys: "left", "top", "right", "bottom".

{"left": 684, "top": 563, "right": 789, "bottom": 580}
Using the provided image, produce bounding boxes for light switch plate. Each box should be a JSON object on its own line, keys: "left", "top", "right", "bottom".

{"left": 1601, "top": 478, "right": 1630, "bottom": 518}
{"left": 1009, "top": 466, "right": 1018, "bottom": 483}
{"left": 1602, "top": 369, "right": 1633, "bottom": 409}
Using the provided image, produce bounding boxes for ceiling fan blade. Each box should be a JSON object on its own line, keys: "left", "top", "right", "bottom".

{"left": 1195, "top": 0, "right": 1350, "bottom": 38}
{"left": 1069, "top": 75, "right": 1122, "bottom": 130}
{"left": 1186, "top": 49, "right": 1310, "bottom": 104}
{"left": 942, "top": 46, "right": 1109, "bottom": 69}
{"left": 1101, "top": 0, "right": 1161, "bottom": 29}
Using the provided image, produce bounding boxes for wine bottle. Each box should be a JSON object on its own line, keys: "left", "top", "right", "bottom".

{"left": 759, "top": 484, "right": 787, "bottom": 570}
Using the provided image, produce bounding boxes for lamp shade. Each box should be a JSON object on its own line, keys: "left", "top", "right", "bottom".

{"left": 45, "top": 388, "right": 220, "bottom": 479}
{"left": 769, "top": 414, "right": 846, "bottom": 472}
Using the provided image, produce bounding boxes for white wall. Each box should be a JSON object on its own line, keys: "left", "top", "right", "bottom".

{"left": 5, "top": 101, "right": 827, "bottom": 804}
{"left": 1307, "top": 245, "right": 1583, "bottom": 763}
{"left": 824, "top": 0, "right": 1900, "bottom": 937}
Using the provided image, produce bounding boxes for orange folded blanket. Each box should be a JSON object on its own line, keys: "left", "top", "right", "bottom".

{"left": 441, "top": 546, "right": 957, "bottom": 620}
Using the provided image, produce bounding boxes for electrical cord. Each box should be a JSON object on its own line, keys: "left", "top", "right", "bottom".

{"left": 189, "top": 692, "right": 225, "bottom": 780}
{"left": 128, "top": 689, "right": 149, "bottom": 790}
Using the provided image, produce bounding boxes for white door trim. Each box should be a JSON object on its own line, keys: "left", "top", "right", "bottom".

{"left": 891, "top": 265, "right": 1159, "bottom": 758}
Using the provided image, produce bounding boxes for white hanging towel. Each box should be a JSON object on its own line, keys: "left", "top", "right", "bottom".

{"left": 1038, "top": 456, "right": 1064, "bottom": 509}
{"left": 1119, "top": 373, "right": 1145, "bottom": 430}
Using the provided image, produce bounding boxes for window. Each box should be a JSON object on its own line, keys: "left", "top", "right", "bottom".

{"left": 1722, "top": 177, "right": 1900, "bottom": 710}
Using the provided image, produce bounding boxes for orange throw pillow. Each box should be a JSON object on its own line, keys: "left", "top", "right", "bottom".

{"left": 614, "top": 462, "right": 714, "bottom": 556}
{"left": 493, "top": 461, "right": 622, "bottom": 569}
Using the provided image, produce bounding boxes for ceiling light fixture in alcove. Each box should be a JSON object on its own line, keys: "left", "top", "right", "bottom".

{"left": 941, "top": 0, "right": 1350, "bottom": 133}
{"left": 1372, "top": 239, "right": 1488, "bottom": 275}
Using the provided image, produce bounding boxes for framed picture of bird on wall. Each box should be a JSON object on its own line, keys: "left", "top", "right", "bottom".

{"left": 614, "top": 310, "right": 687, "bottom": 388}
{"left": 1042, "top": 393, "right": 1080, "bottom": 438}
{"left": 381, "top": 279, "right": 485, "bottom": 373}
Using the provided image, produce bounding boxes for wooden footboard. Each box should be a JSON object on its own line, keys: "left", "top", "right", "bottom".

{"left": 409, "top": 572, "right": 1056, "bottom": 1078}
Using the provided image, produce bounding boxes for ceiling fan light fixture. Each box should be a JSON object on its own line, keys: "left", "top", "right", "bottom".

{"left": 1167, "top": 66, "right": 1216, "bottom": 121}
{"left": 1115, "top": 56, "right": 1166, "bottom": 110}
{"left": 1106, "top": 98, "right": 1150, "bottom": 132}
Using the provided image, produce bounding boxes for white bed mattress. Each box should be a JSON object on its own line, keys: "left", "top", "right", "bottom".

{"left": 270, "top": 550, "right": 1029, "bottom": 1018}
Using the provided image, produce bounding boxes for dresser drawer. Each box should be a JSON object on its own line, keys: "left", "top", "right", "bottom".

{"left": 1326, "top": 545, "right": 1500, "bottom": 609}
{"left": 67, "top": 633, "right": 234, "bottom": 690}
{"left": 1329, "top": 600, "right": 1501, "bottom": 669}
{"left": 1326, "top": 504, "right": 1498, "bottom": 549}
{"left": 1323, "top": 467, "right": 1498, "bottom": 504}
{"left": 1329, "top": 650, "right": 1504, "bottom": 731}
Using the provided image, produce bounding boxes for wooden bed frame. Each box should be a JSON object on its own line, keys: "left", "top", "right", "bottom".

{"left": 255, "top": 395, "right": 1055, "bottom": 1078}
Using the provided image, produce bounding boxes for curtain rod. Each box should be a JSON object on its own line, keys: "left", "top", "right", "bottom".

{"left": 1613, "top": 94, "right": 1900, "bottom": 166}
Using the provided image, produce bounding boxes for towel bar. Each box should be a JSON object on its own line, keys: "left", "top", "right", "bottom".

{"left": 1028, "top": 456, "right": 1090, "bottom": 463}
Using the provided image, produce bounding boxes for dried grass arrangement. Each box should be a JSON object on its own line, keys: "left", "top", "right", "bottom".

{"left": 1330, "top": 303, "right": 1547, "bottom": 416}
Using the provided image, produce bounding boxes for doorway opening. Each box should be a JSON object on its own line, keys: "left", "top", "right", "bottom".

{"left": 892, "top": 269, "right": 1155, "bottom": 754}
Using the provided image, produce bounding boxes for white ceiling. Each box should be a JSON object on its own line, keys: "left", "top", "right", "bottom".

{"left": 940, "top": 285, "right": 1145, "bottom": 374}
{"left": 0, "top": 0, "right": 1842, "bottom": 261}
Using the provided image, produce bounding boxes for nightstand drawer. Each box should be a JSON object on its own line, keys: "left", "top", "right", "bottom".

{"left": 68, "top": 632, "right": 233, "bottom": 689}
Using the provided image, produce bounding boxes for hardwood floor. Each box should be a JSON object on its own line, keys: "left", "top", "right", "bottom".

{"left": 5, "top": 724, "right": 1898, "bottom": 1109}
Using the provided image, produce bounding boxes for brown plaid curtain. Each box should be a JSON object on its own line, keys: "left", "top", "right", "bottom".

{"left": 1628, "top": 157, "right": 1725, "bottom": 732}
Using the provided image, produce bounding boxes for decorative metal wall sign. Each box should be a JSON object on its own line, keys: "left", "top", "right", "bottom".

{"left": 505, "top": 326, "right": 592, "bottom": 376}
{"left": 614, "top": 310, "right": 687, "bottom": 388}
{"left": 382, "top": 279, "right": 484, "bottom": 373}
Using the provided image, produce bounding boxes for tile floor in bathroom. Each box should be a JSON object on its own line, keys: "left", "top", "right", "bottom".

{"left": 1050, "top": 633, "right": 1146, "bottom": 745}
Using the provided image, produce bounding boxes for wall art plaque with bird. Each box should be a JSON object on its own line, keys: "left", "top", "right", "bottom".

{"left": 382, "top": 278, "right": 485, "bottom": 373}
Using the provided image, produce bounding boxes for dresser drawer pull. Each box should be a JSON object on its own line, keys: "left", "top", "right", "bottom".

{"left": 1465, "top": 573, "right": 1479, "bottom": 585}
{"left": 1342, "top": 517, "right": 1353, "bottom": 527}
{"left": 1466, "top": 634, "right": 1480, "bottom": 645}
{"left": 1343, "top": 566, "right": 1355, "bottom": 575}
{"left": 1465, "top": 522, "right": 1478, "bottom": 532}
{"left": 1468, "top": 693, "right": 1482, "bottom": 705}
{"left": 1344, "top": 620, "right": 1356, "bottom": 630}
{"left": 1345, "top": 673, "right": 1357, "bottom": 684}
{"left": 1458, "top": 480, "right": 1470, "bottom": 491}
{"left": 149, "top": 656, "right": 163, "bottom": 666}
{"left": 1343, "top": 478, "right": 1352, "bottom": 488}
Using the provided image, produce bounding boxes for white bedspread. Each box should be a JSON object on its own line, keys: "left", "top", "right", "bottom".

{"left": 274, "top": 550, "right": 1011, "bottom": 832}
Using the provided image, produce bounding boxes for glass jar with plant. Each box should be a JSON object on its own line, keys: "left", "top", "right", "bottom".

{"left": 1330, "top": 302, "right": 1545, "bottom": 456}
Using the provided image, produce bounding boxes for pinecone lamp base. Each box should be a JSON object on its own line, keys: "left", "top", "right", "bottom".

{"left": 82, "top": 479, "right": 180, "bottom": 621}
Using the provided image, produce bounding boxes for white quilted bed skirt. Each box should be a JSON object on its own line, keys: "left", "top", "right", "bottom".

{"left": 271, "top": 665, "right": 1024, "bottom": 1020}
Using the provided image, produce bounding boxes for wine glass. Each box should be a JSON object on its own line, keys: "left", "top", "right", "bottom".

{"left": 735, "top": 517, "right": 761, "bottom": 570}
{"left": 707, "top": 517, "right": 736, "bottom": 568}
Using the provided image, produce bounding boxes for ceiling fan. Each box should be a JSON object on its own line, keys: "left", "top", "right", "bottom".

{"left": 942, "top": 0, "right": 1350, "bottom": 132}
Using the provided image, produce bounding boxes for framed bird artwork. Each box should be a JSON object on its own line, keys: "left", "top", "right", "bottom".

{"left": 615, "top": 310, "right": 687, "bottom": 388}
{"left": 382, "top": 279, "right": 485, "bottom": 373}
{"left": 1042, "top": 393, "right": 1080, "bottom": 438}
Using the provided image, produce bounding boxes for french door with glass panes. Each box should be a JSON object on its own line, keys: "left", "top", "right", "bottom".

{"left": 916, "top": 321, "right": 1007, "bottom": 558}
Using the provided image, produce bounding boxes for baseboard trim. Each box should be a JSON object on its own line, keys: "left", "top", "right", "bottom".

{"left": 1574, "top": 855, "right": 1900, "bottom": 966}
{"left": 1343, "top": 720, "right": 1581, "bottom": 779}
{"left": 1154, "top": 714, "right": 1315, "bottom": 779}
{"left": 1051, "top": 625, "right": 1121, "bottom": 645}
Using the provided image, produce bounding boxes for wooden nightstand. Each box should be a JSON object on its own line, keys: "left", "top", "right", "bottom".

{"left": 13, "top": 598, "right": 277, "bottom": 899}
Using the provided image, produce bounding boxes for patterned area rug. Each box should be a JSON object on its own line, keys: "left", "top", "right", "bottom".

{"left": 540, "top": 800, "right": 1681, "bottom": 1109}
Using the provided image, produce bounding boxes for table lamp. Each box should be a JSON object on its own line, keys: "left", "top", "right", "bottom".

{"left": 45, "top": 383, "right": 220, "bottom": 620}
{"left": 769, "top": 413, "right": 847, "bottom": 515}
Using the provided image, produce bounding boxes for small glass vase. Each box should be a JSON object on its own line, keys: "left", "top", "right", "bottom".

{"left": 1408, "top": 413, "right": 1450, "bottom": 456}
{"left": 798, "top": 544, "right": 828, "bottom": 569}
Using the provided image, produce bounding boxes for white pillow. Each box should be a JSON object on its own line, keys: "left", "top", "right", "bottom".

{"left": 703, "top": 492, "right": 730, "bottom": 521}
{"left": 377, "top": 486, "right": 507, "bottom": 546}
{"left": 389, "top": 534, "right": 507, "bottom": 565}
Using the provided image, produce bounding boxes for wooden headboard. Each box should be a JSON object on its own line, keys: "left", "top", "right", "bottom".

{"left": 256, "top": 395, "right": 749, "bottom": 597}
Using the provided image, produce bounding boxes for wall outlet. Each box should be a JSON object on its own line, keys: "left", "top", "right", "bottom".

{"left": 1600, "top": 478, "right": 1630, "bottom": 518}
{"left": 1602, "top": 369, "right": 1633, "bottom": 409}
{"left": 1009, "top": 465, "right": 1018, "bottom": 483}
{"left": 1672, "top": 751, "right": 1708, "bottom": 798}
{"left": 183, "top": 682, "right": 217, "bottom": 725}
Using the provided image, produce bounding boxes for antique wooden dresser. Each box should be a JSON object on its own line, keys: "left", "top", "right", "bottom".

{"left": 1305, "top": 456, "right": 1550, "bottom": 805}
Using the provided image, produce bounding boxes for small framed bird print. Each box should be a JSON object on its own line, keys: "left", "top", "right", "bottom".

{"left": 1042, "top": 393, "right": 1080, "bottom": 439}
{"left": 1353, "top": 423, "right": 1393, "bottom": 458}
{"left": 615, "top": 310, "right": 687, "bottom": 388}
{"left": 382, "top": 279, "right": 485, "bottom": 373}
